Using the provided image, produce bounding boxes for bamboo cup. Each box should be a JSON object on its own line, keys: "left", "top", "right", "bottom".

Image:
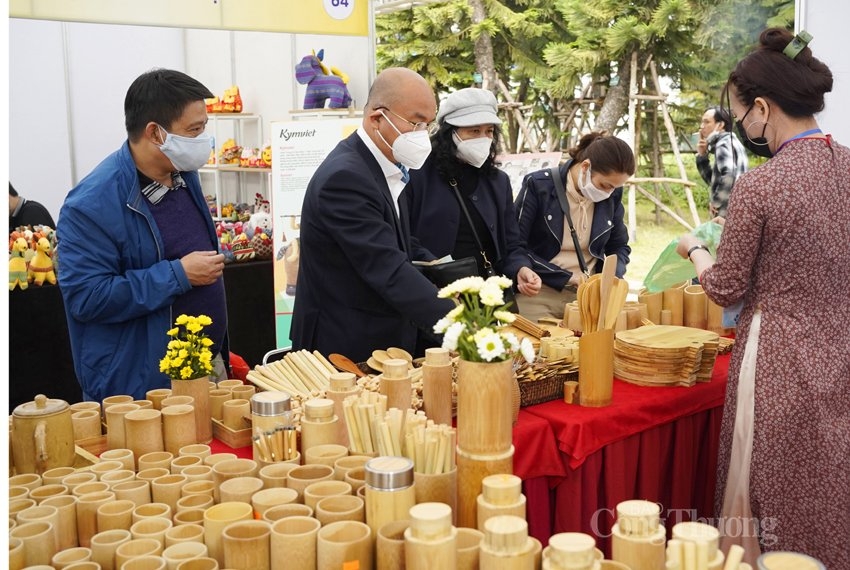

{"left": 135, "top": 400, "right": 155, "bottom": 410}
{"left": 456, "top": 527, "right": 485, "bottom": 570}
{"left": 315, "top": 495, "right": 365, "bottom": 526}
{"left": 164, "top": 523, "right": 205, "bottom": 547}
{"left": 62, "top": 563, "right": 102, "bottom": 570}
{"left": 113, "top": 480, "right": 152, "bottom": 507}
{"left": 380, "top": 359, "right": 413, "bottom": 412}
{"left": 41, "top": 494, "right": 79, "bottom": 550}
{"left": 326, "top": 373, "right": 360, "bottom": 446}
{"left": 17, "top": 505, "right": 60, "bottom": 551}
{"left": 304, "top": 443, "right": 348, "bottom": 468}
{"left": 477, "top": 474, "right": 526, "bottom": 532}
{"left": 162, "top": 405, "right": 197, "bottom": 455}
{"left": 72, "top": 410, "right": 103, "bottom": 441}
{"left": 42, "top": 467, "right": 77, "bottom": 486}
{"left": 76, "top": 490, "right": 115, "bottom": 547}
{"left": 219, "top": 476, "right": 264, "bottom": 504}
{"left": 9, "top": 536, "right": 25, "bottom": 570}
{"left": 221, "top": 399, "right": 251, "bottom": 431}
{"left": 11, "top": 498, "right": 38, "bottom": 521}
{"left": 316, "top": 520, "right": 373, "bottom": 570}
{"left": 151, "top": 474, "right": 189, "bottom": 513}
{"left": 100, "top": 469, "right": 136, "bottom": 489}
{"left": 125, "top": 409, "right": 165, "bottom": 467}
{"left": 70, "top": 401, "right": 101, "bottom": 415}
{"left": 139, "top": 453, "right": 174, "bottom": 472}
{"left": 218, "top": 379, "right": 244, "bottom": 390}
{"left": 611, "top": 523, "right": 666, "bottom": 570}
{"left": 376, "top": 519, "right": 411, "bottom": 570}
{"left": 105, "top": 403, "right": 140, "bottom": 450}
{"left": 90, "top": 460, "right": 125, "bottom": 480}
{"left": 251, "top": 488, "right": 299, "bottom": 518}
{"left": 62, "top": 472, "right": 98, "bottom": 493}
{"left": 269, "top": 516, "right": 321, "bottom": 570}
{"left": 10, "top": 485, "right": 30, "bottom": 500}
{"left": 162, "top": 541, "right": 209, "bottom": 570}
{"left": 414, "top": 467, "right": 458, "bottom": 524}
{"left": 181, "top": 480, "right": 215, "bottom": 500}
{"left": 706, "top": 297, "right": 730, "bottom": 335}
{"left": 222, "top": 520, "right": 271, "bottom": 570}
{"left": 170, "top": 456, "right": 202, "bottom": 474}
{"left": 660, "top": 309, "right": 673, "bottom": 325}
{"left": 405, "top": 502, "right": 458, "bottom": 570}
{"left": 303, "top": 480, "right": 352, "bottom": 511}
{"left": 203, "top": 453, "right": 237, "bottom": 467}
{"left": 115, "top": 538, "right": 164, "bottom": 568}
{"left": 90, "top": 528, "right": 132, "bottom": 570}
{"left": 160, "top": 395, "right": 194, "bottom": 409}
{"left": 258, "top": 463, "right": 298, "bottom": 489}
{"left": 132, "top": 503, "right": 173, "bottom": 524}
{"left": 684, "top": 285, "right": 707, "bottom": 330}
{"left": 96, "top": 499, "right": 136, "bottom": 532}
{"left": 578, "top": 328, "right": 615, "bottom": 407}
{"left": 173, "top": 509, "right": 206, "bottom": 527}
{"left": 181, "top": 465, "right": 214, "bottom": 483}
{"left": 455, "top": 446, "right": 514, "bottom": 530}
{"left": 179, "top": 444, "right": 211, "bottom": 460}
{"left": 51, "top": 546, "right": 92, "bottom": 570}
{"left": 122, "top": 556, "right": 168, "bottom": 570}
{"left": 131, "top": 517, "right": 174, "bottom": 549}
{"left": 262, "top": 504, "right": 314, "bottom": 523}
{"left": 286, "top": 464, "right": 335, "bottom": 503}
{"left": 479, "top": 515, "right": 536, "bottom": 570}
{"left": 102, "top": 395, "right": 134, "bottom": 415}
{"left": 662, "top": 284, "right": 685, "bottom": 326}
{"left": 231, "top": 384, "right": 256, "bottom": 400}
{"left": 208, "top": 390, "right": 231, "bottom": 422}
{"left": 11, "top": 521, "right": 57, "bottom": 567}
{"left": 100, "top": 449, "right": 135, "bottom": 472}
{"left": 638, "top": 289, "right": 663, "bottom": 325}
{"left": 175, "top": 557, "right": 219, "bottom": 570}
{"left": 203, "top": 502, "right": 254, "bottom": 566}
{"left": 146, "top": 389, "right": 173, "bottom": 411}
{"left": 72, "top": 481, "right": 111, "bottom": 498}
{"left": 422, "top": 347, "right": 454, "bottom": 426}
{"left": 333, "top": 455, "right": 370, "bottom": 482}
{"left": 456, "top": 358, "right": 514, "bottom": 455}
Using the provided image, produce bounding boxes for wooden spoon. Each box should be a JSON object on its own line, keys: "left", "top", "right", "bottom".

{"left": 328, "top": 353, "right": 366, "bottom": 378}
{"left": 597, "top": 254, "right": 617, "bottom": 331}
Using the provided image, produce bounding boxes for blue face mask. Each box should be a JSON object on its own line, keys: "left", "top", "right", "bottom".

{"left": 157, "top": 125, "right": 213, "bottom": 172}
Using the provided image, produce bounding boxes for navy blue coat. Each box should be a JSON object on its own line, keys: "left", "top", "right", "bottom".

{"left": 290, "top": 133, "right": 453, "bottom": 363}
{"left": 514, "top": 160, "right": 630, "bottom": 291}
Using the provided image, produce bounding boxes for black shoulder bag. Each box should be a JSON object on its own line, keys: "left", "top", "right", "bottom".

{"left": 549, "top": 166, "right": 590, "bottom": 278}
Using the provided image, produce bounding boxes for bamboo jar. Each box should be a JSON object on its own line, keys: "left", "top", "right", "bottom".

{"left": 250, "top": 392, "right": 292, "bottom": 463}
{"left": 478, "top": 515, "right": 536, "bottom": 570}
{"left": 476, "top": 474, "right": 526, "bottom": 532}
{"left": 364, "top": 456, "right": 416, "bottom": 536}
{"left": 379, "top": 359, "right": 413, "bottom": 412}
{"left": 325, "top": 373, "right": 360, "bottom": 447}
{"left": 422, "top": 347, "right": 454, "bottom": 426}
{"left": 455, "top": 446, "right": 514, "bottom": 530}
{"left": 300, "top": 399, "right": 340, "bottom": 458}
{"left": 545, "top": 532, "right": 598, "bottom": 570}
{"left": 405, "top": 502, "right": 458, "bottom": 570}
{"left": 611, "top": 523, "right": 666, "bottom": 570}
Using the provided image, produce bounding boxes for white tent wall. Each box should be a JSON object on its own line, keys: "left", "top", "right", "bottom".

{"left": 9, "top": 18, "right": 371, "bottom": 223}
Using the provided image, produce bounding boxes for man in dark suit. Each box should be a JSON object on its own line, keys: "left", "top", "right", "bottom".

{"left": 291, "top": 68, "right": 454, "bottom": 362}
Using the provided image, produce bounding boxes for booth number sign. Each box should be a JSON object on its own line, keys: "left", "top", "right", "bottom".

{"left": 324, "top": 0, "right": 354, "bottom": 20}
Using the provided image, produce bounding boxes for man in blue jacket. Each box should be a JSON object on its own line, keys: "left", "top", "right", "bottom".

{"left": 57, "top": 69, "right": 228, "bottom": 401}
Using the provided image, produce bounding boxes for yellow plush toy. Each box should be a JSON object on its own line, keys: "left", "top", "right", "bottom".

{"left": 219, "top": 139, "right": 242, "bottom": 165}
{"left": 28, "top": 237, "right": 57, "bottom": 286}
{"left": 9, "top": 237, "right": 29, "bottom": 290}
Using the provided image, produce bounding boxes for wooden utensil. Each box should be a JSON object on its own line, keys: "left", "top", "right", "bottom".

{"left": 328, "top": 354, "right": 366, "bottom": 378}
{"left": 597, "top": 254, "right": 617, "bottom": 331}
{"left": 371, "top": 350, "right": 391, "bottom": 364}
{"left": 386, "top": 347, "right": 413, "bottom": 363}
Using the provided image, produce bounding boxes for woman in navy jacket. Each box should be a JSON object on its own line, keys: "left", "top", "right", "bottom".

{"left": 514, "top": 132, "right": 634, "bottom": 321}
{"left": 405, "top": 88, "right": 541, "bottom": 305}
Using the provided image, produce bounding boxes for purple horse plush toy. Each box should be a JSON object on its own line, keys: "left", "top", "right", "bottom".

{"left": 295, "top": 49, "right": 353, "bottom": 110}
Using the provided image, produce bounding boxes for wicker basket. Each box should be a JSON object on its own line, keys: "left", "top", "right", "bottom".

{"left": 518, "top": 371, "right": 578, "bottom": 407}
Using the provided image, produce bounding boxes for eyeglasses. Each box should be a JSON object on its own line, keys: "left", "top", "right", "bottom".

{"left": 378, "top": 107, "right": 437, "bottom": 135}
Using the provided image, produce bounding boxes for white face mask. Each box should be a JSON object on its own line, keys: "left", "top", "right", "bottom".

{"left": 453, "top": 131, "right": 492, "bottom": 168}
{"left": 377, "top": 111, "right": 432, "bottom": 170}
{"left": 157, "top": 125, "right": 213, "bottom": 172}
{"left": 579, "top": 165, "right": 611, "bottom": 203}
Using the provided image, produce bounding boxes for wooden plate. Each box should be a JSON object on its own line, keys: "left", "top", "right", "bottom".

{"left": 371, "top": 349, "right": 391, "bottom": 364}
{"left": 386, "top": 347, "right": 413, "bottom": 363}
{"left": 366, "top": 357, "right": 384, "bottom": 372}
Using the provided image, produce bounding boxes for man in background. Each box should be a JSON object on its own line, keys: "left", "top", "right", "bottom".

{"left": 696, "top": 106, "right": 748, "bottom": 217}
{"left": 57, "top": 69, "right": 228, "bottom": 401}
{"left": 9, "top": 182, "right": 56, "bottom": 229}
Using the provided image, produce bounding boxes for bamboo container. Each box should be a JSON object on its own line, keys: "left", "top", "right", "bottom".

{"left": 638, "top": 289, "right": 663, "bottom": 325}
{"left": 376, "top": 519, "right": 411, "bottom": 570}
{"left": 115, "top": 538, "right": 164, "bottom": 568}
{"left": 660, "top": 309, "right": 673, "bottom": 325}
{"left": 146, "top": 389, "right": 173, "bottom": 410}
{"left": 259, "top": 463, "right": 298, "bottom": 489}
{"left": 96, "top": 499, "right": 136, "bottom": 532}
{"left": 478, "top": 515, "right": 536, "bottom": 570}
{"left": 76, "top": 490, "right": 115, "bottom": 547}
{"left": 72, "top": 410, "right": 103, "bottom": 441}
{"left": 179, "top": 444, "right": 211, "bottom": 460}
{"left": 578, "top": 328, "right": 614, "bottom": 407}
{"left": 175, "top": 494, "right": 214, "bottom": 514}
{"left": 262, "top": 503, "right": 314, "bottom": 523}
{"left": 181, "top": 480, "right": 215, "bottom": 499}
{"left": 415, "top": 467, "right": 458, "bottom": 524}
{"left": 345, "top": 466, "right": 368, "bottom": 495}
{"left": 9, "top": 536, "right": 25, "bottom": 570}
{"left": 135, "top": 399, "right": 155, "bottom": 410}
{"left": 11, "top": 498, "right": 38, "bottom": 522}
{"left": 303, "top": 480, "right": 352, "bottom": 511}
{"left": 42, "top": 467, "right": 77, "bottom": 486}
{"left": 364, "top": 456, "right": 416, "bottom": 535}
{"left": 326, "top": 373, "right": 361, "bottom": 446}
{"left": 100, "top": 449, "right": 136, "bottom": 472}
{"left": 705, "top": 297, "right": 732, "bottom": 335}
{"left": 222, "top": 520, "right": 271, "bottom": 570}
{"left": 333, "top": 455, "right": 370, "bottom": 482}
{"left": 268, "top": 516, "right": 321, "bottom": 570}
{"left": 181, "top": 465, "right": 214, "bottom": 483}
{"left": 422, "top": 348, "right": 454, "bottom": 426}
{"left": 208, "top": 389, "right": 231, "bottom": 422}
{"left": 315, "top": 495, "right": 365, "bottom": 526}
{"left": 161, "top": 405, "right": 197, "bottom": 455}
{"left": 139, "top": 453, "right": 174, "bottom": 472}
{"left": 616, "top": 499, "right": 662, "bottom": 537}
{"left": 41, "top": 494, "right": 79, "bottom": 550}
{"left": 113, "top": 480, "right": 152, "bottom": 507}
{"left": 121, "top": 556, "right": 168, "bottom": 570}
{"left": 203, "top": 502, "right": 254, "bottom": 566}
{"left": 90, "top": 528, "right": 132, "bottom": 570}
{"left": 301, "top": 399, "right": 342, "bottom": 460}
{"left": 63, "top": 562, "right": 104, "bottom": 570}
{"left": 567, "top": 306, "right": 583, "bottom": 332}
{"left": 71, "top": 481, "right": 110, "bottom": 498}
{"left": 10, "top": 485, "right": 30, "bottom": 501}
{"left": 175, "top": 557, "right": 219, "bottom": 570}
{"left": 105, "top": 403, "right": 140, "bottom": 450}
{"left": 204, "top": 452, "right": 237, "bottom": 467}
{"left": 100, "top": 469, "right": 136, "bottom": 488}
{"left": 17, "top": 505, "right": 60, "bottom": 552}
{"left": 671, "top": 521, "right": 720, "bottom": 561}
{"left": 662, "top": 284, "right": 686, "bottom": 326}
{"left": 131, "top": 516, "right": 174, "bottom": 549}
{"left": 405, "top": 502, "right": 458, "bottom": 570}
{"left": 456, "top": 359, "right": 514, "bottom": 455}
{"left": 171, "top": 455, "right": 202, "bottom": 474}
{"left": 476, "top": 474, "right": 526, "bottom": 532}
{"left": 456, "top": 527, "right": 485, "bottom": 570}
{"left": 51, "top": 546, "right": 92, "bottom": 570}
{"left": 132, "top": 503, "right": 173, "bottom": 524}
{"left": 684, "top": 285, "right": 708, "bottom": 330}
{"left": 102, "top": 395, "right": 134, "bottom": 415}
{"left": 70, "top": 400, "right": 101, "bottom": 415}
{"left": 286, "top": 464, "right": 335, "bottom": 503}
{"left": 545, "top": 532, "right": 598, "bottom": 570}
{"left": 316, "top": 520, "right": 373, "bottom": 570}
{"left": 251, "top": 392, "right": 292, "bottom": 463}
{"left": 162, "top": 541, "right": 209, "bottom": 570}
{"left": 125, "top": 409, "right": 165, "bottom": 467}
{"left": 221, "top": 399, "right": 251, "bottom": 431}
{"left": 173, "top": 510, "right": 206, "bottom": 527}
{"left": 11, "top": 521, "right": 57, "bottom": 567}
{"left": 219, "top": 476, "right": 264, "bottom": 504}
{"left": 611, "top": 523, "right": 666, "bottom": 570}
{"left": 164, "top": 523, "right": 205, "bottom": 547}
{"left": 304, "top": 443, "right": 348, "bottom": 469}
{"left": 455, "top": 446, "right": 514, "bottom": 529}
{"left": 379, "top": 358, "right": 414, "bottom": 414}
{"left": 160, "top": 396, "right": 194, "bottom": 409}
{"left": 252, "top": 487, "right": 299, "bottom": 518}
{"left": 90, "top": 460, "right": 124, "bottom": 480}
{"left": 218, "top": 379, "right": 244, "bottom": 390}
{"left": 152, "top": 474, "right": 189, "bottom": 514}
{"left": 231, "top": 384, "right": 256, "bottom": 400}
{"left": 210, "top": 458, "right": 259, "bottom": 502}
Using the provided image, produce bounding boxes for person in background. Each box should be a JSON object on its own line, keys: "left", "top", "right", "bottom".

{"left": 404, "top": 87, "right": 541, "bottom": 307}
{"left": 57, "top": 69, "right": 229, "bottom": 402}
{"left": 677, "top": 28, "right": 849, "bottom": 568}
{"left": 696, "top": 106, "right": 748, "bottom": 217}
{"left": 9, "top": 182, "right": 56, "bottom": 229}
{"left": 514, "top": 132, "right": 634, "bottom": 323}
{"left": 290, "top": 67, "right": 453, "bottom": 363}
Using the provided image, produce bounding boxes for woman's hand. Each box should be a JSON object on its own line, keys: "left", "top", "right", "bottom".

{"left": 516, "top": 267, "right": 542, "bottom": 296}
{"left": 676, "top": 235, "right": 704, "bottom": 259}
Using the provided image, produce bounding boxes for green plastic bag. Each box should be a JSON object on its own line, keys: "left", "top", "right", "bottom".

{"left": 642, "top": 221, "right": 724, "bottom": 293}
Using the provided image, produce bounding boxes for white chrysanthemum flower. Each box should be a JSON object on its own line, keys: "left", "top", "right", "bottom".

{"left": 520, "top": 337, "right": 536, "bottom": 364}
{"left": 455, "top": 276, "right": 485, "bottom": 294}
{"left": 442, "top": 322, "right": 466, "bottom": 351}
{"left": 504, "top": 332, "right": 520, "bottom": 352}
{"left": 433, "top": 317, "right": 451, "bottom": 334}
{"left": 493, "top": 310, "right": 516, "bottom": 323}
{"left": 479, "top": 283, "right": 505, "bottom": 306}
{"left": 486, "top": 275, "right": 513, "bottom": 290}
{"left": 473, "top": 327, "right": 495, "bottom": 342}
{"left": 476, "top": 332, "right": 506, "bottom": 361}
{"left": 447, "top": 305, "right": 464, "bottom": 321}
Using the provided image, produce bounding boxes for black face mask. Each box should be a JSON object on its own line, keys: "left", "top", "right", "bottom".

{"left": 735, "top": 105, "right": 773, "bottom": 158}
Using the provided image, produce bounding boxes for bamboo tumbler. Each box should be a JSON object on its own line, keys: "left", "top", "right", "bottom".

{"left": 125, "top": 409, "right": 165, "bottom": 467}
{"left": 181, "top": 465, "right": 214, "bottom": 483}
{"left": 546, "top": 532, "right": 598, "bottom": 570}
{"left": 315, "top": 495, "right": 365, "bottom": 526}
{"left": 662, "top": 284, "right": 686, "bottom": 326}
{"left": 422, "top": 347, "right": 454, "bottom": 426}
{"left": 405, "top": 502, "right": 458, "bottom": 570}
{"left": 455, "top": 446, "right": 514, "bottom": 530}
{"left": 364, "top": 456, "right": 416, "bottom": 535}
{"left": 221, "top": 399, "right": 251, "bottom": 431}
{"left": 10, "top": 485, "right": 30, "bottom": 500}
{"left": 456, "top": 358, "right": 514, "bottom": 455}
{"left": 376, "top": 520, "right": 411, "bottom": 570}
{"left": 162, "top": 541, "right": 209, "bottom": 570}
{"left": 72, "top": 410, "right": 103, "bottom": 441}
{"left": 208, "top": 389, "right": 231, "bottom": 422}
{"left": 102, "top": 394, "right": 134, "bottom": 415}
{"left": 161, "top": 405, "right": 197, "bottom": 455}
{"left": 316, "top": 520, "right": 373, "bottom": 570}
{"left": 151, "top": 474, "right": 189, "bottom": 514}
{"left": 71, "top": 481, "right": 110, "bottom": 498}
{"left": 41, "top": 494, "right": 79, "bottom": 550}
{"left": 478, "top": 515, "right": 536, "bottom": 570}
{"left": 210, "top": 458, "right": 259, "bottom": 502}
{"left": 164, "top": 523, "right": 205, "bottom": 547}
{"left": 105, "top": 403, "right": 140, "bottom": 450}
{"left": 706, "top": 297, "right": 731, "bottom": 335}
{"left": 171, "top": 455, "right": 203, "bottom": 474}
{"left": 9, "top": 536, "right": 25, "bottom": 570}
{"left": 380, "top": 359, "right": 413, "bottom": 412}
{"left": 455, "top": 527, "right": 485, "bottom": 570}
{"left": 173, "top": 510, "right": 206, "bottom": 527}
{"left": 62, "top": 563, "right": 103, "bottom": 570}
{"left": 611, "top": 523, "right": 666, "bottom": 570}
{"left": 204, "top": 452, "right": 237, "bottom": 467}
{"left": 262, "top": 504, "right": 314, "bottom": 523}
{"left": 304, "top": 443, "right": 348, "bottom": 468}
{"left": 51, "top": 546, "right": 92, "bottom": 570}
{"left": 76, "top": 490, "right": 115, "bottom": 547}
{"left": 181, "top": 479, "right": 215, "bottom": 499}
{"left": 578, "top": 328, "right": 615, "bottom": 407}
{"left": 303, "top": 480, "right": 352, "bottom": 511}
{"left": 222, "top": 520, "right": 271, "bottom": 570}
{"left": 160, "top": 395, "right": 194, "bottom": 409}
{"left": 286, "top": 464, "right": 335, "bottom": 503}
{"left": 17, "top": 505, "right": 60, "bottom": 551}
{"left": 11, "top": 498, "right": 37, "bottom": 521}
{"left": 301, "top": 400, "right": 341, "bottom": 459}
{"left": 231, "top": 384, "right": 256, "bottom": 400}
{"left": 113, "top": 480, "right": 152, "bottom": 507}
{"left": 70, "top": 401, "right": 101, "bottom": 415}
{"left": 42, "top": 466, "right": 77, "bottom": 486}
{"left": 146, "top": 389, "right": 173, "bottom": 410}
{"left": 11, "top": 521, "right": 57, "bottom": 567}
{"left": 96, "top": 499, "right": 136, "bottom": 532}
{"left": 175, "top": 494, "right": 215, "bottom": 513}
{"left": 132, "top": 503, "right": 173, "bottom": 524}
{"left": 251, "top": 488, "right": 299, "bottom": 518}
{"left": 477, "top": 474, "right": 526, "bottom": 532}
{"left": 333, "top": 455, "right": 370, "bottom": 482}
{"left": 684, "top": 285, "right": 708, "bottom": 330}
{"left": 175, "top": 557, "right": 219, "bottom": 570}
{"left": 115, "top": 538, "right": 164, "bottom": 568}
{"left": 638, "top": 289, "right": 663, "bottom": 325}
{"left": 121, "top": 556, "right": 168, "bottom": 570}
{"left": 90, "top": 460, "right": 125, "bottom": 480}
{"left": 135, "top": 399, "right": 155, "bottom": 410}
{"left": 203, "top": 502, "right": 254, "bottom": 566}
{"left": 179, "top": 444, "right": 212, "bottom": 460}
{"left": 131, "top": 516, "right": 174, "bottom": 549}
{"left": 139, "top": 452, "right": 174, "bottom": 472}
{"left": 269, "top": 516, "right": 321, "bottom": 570}
{"left": 100, "top": 469, "right": 136, "bottom": 489}
{"left": 219, "top": 476, "right": 264, "bottom": 504}
{"left": 259, "top": 463, "right": 297, "bottom": 488}
{"left": 414, "top": 467, "right": 458, "bottom": 524}
{"left": 90, "top": 528, "right": 132, "bottom": 570}
{"left": 100, "top": 449, "right": 136, "bottom": 472}
{"left": 326, "top": 373, "right": 360, "bottom": 446}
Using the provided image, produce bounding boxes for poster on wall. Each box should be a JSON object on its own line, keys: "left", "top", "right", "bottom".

{"left": 270, "top": 118, "right": 361, "bottom": 348}
{"left": 496, "top": 152, "right": 564, "bottom": 199}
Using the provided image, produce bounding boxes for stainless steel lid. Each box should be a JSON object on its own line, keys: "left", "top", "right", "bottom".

{"left": 364, "top": 456, "right": 414, "bottom": 490}
{"left": 250, "top": 391, "right": 291, "bottom": 416}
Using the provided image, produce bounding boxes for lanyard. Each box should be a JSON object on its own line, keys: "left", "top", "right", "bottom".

{"left": 776, "top": 128, "right": 824, "bottom": 154}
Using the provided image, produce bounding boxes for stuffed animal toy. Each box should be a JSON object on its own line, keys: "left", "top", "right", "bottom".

{"left": 244, "top": 210, "right": 272, "bottom": 240}
{"left": 231, "top": 233, "right": 255, "bottom": 262}
{"left": 205, "top": 86, "right": 243, "bottom": 113}
{"left": 254, "top": 193, "right": 271, "bottom": 214}
{"left": 240, "top": 147, "right": 258, "bottom": 168}
{"left": 219, "top": 139, "right": 242, "bottom": 165}
{"left": 295, "top": 49, "right": 353, "bottom": 109}
{"left": 28, "top": 237, "right": 57, "bottom": 286}
{"left": 9, "top": 237, "right": 29, "bottom": 290}
{"left": 252, "top": 232, "right": 273, "bottom": 259}
{"left": 260, "top": 145, "right": 272, "bottom": 168}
